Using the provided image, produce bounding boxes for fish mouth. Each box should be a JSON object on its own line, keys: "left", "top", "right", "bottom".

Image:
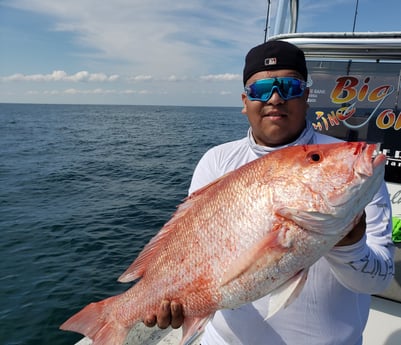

{"left": 355, "top": 142, "right": 386, "bottom": 176}
{"left": 326, "top": 142, "right": 386, "bottom": 209}
{"left": 372, "top": 147, "right": 387, "bottom": 169}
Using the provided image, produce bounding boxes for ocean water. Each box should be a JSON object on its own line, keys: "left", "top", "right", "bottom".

{"left": 0, "top": 103, "right": 248, "bottom": 345}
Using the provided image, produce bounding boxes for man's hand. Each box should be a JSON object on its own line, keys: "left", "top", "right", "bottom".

{"left": 335, "top": 212, "right": 366, "bottom": 246}
{"left": 144, "top": 300, "right": 184, "bottom": 329}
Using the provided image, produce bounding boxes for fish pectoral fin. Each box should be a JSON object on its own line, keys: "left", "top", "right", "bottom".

{"left": 277, "top": 207, "right": 338, "bottom": 235}
{"left": 180, "top": 314, "right": 213, "bottom": 345}
{"left": 221, "top": 229, "right": 284, "bottom": 286}
{"left": 265, "top": 269, "right": 308, "bottom": 320}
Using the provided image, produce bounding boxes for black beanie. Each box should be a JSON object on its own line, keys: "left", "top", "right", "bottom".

{"left": 243, "top": 40, "right": 307, "bottom": 85}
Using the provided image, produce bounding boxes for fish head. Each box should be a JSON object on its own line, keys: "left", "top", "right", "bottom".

{"left": 270, "top": 142, "right": 386, "bottom": 235}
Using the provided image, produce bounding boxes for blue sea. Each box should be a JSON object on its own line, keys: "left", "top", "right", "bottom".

{"left": 0, "top": 103, "right": 248, "bottom": 345}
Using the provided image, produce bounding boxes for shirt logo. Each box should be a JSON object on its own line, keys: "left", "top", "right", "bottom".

{"left": 264, "top": 57, "right": 277, "bottom": 66}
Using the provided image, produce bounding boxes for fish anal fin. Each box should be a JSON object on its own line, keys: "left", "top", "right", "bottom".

{"left": 221, "top": 227, "right": 286, "bottom": 286}
{"left": 179, "top": 314, "right": 212, "bottom": 345}
{"left": 265, "top": 269, "right": 308, "bottom": 320}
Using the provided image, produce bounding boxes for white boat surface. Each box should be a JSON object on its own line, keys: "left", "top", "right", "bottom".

{"left": 75, "top": 322, "right": 201, "bottom": 345}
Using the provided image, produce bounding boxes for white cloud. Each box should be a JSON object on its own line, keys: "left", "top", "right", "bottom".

{"left": 64, "top": 88, "right": 117, "bottom": 95}
{"left": 2, "top": 72, "right": 66, "bottom": 82}
{"left": 1, "top": 71, "right": 243, "bottom": 85}
{"left": 200, "top": 73, "right": 241, "bottom": 82}
{"left": 64, "top": 88, "right": 82, "bottom": 94}
{"left": 1, "top": 70, "right": 120, "bottom": 82}
{"left": 87, "top": 73, "right": 119, "bottom": 82}
{"left": 164, "top": 75, "right": 189, "bottom": 82}
{"left": 127, "top": 75, "right": 154, "bottom": 82}
{"left": 24, "top": 88, "right": 165, "bottom": 96}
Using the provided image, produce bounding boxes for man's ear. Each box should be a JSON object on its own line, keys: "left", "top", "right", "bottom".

{"left": 303, "top": 87, "right": 310, "bottom": 101}
{"left": 241, "top": 93, "right": 248, "bottom": 115}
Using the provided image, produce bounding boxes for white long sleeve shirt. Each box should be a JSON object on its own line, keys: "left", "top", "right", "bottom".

{"left": 189, "top": 124, "right": 395, "bottom": 345}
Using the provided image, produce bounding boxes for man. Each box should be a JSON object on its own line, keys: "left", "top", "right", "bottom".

{"left": 145, "top": 41, "right": 395, "bottom": 344}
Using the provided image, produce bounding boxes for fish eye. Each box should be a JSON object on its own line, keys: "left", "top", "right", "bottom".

{"left": 307, "top": 151, "right": 322, "bottom": 163}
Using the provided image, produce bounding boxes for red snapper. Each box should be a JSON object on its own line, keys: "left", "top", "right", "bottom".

{"left": 61, "top": 142, "right": 386, "bottom": 345}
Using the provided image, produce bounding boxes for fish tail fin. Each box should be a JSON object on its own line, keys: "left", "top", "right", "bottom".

{"left": 60, "top": 295, "right": 131, "bottom": 345}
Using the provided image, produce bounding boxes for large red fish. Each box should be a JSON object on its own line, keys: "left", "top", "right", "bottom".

{"left": 61, "top": 142, "right": 386, "bottom": 345}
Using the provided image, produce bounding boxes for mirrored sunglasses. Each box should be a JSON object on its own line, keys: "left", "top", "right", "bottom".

{"left": 244, "top": 77, "right": 307, "bottom": 102}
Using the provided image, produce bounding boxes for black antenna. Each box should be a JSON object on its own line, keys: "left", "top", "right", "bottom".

{"left": 264, "top": 0, "right": 271, "bottom": 42}
{"left": 352, "top": 0, "right": 359, "bottom": 32}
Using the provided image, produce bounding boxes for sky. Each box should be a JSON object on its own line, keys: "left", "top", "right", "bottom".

{"left": 1, "top": 0, "right": 401, "bottom": 107}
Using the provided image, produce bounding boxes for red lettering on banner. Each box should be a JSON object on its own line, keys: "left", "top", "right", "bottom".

{"left": 331, "top": 76, "right": 392, "bottom": 104}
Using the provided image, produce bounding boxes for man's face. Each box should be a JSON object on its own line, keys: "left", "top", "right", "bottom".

{"left": 242, "top": 69, "right": 309, "bottom": 147}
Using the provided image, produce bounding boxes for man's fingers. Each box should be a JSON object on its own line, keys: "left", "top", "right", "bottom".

{"left": 143, "top": 300, "right": 185, "bottom": 329}
{"left": 157, "top": 300, "right": 172, "bottom": 329}
{"left": 143, "top": 315, "right": 157, "bottom": 327}
{"left": 336, "top": 211, "right": 366, "bottom": 246}
{"left": 170, "top": 301, "right": 184, "bottom": 329}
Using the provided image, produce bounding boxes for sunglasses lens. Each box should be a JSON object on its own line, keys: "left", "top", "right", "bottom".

{"left": 245, "top": 77, "right": 306, "bottom": 101}
{"left": 246, "top": 79, "right": 274, "bottom": 101}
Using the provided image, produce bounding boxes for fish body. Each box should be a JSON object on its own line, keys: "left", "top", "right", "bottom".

{"left": 61, "top": 142, "right": 386, "bottom": 345}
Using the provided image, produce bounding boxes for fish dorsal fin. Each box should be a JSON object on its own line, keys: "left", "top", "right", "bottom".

{"left": 118, "top": 173, "right": 232, "bottom": 283}
{"left": 118, "top": 223, "right": 172, "bottom": 282}
{"left": 187, "top": 170, "right": 234, "bottom": 199}
{"left": 265, "top": 269, "right": 308, "bottom": 320}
